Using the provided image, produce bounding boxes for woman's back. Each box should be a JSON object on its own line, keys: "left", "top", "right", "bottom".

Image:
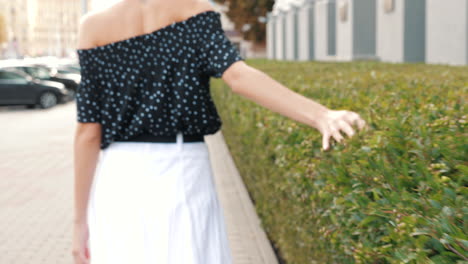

{"left": 80, "top": 0, "right": 216, "bottom": 49}
{"left": 75, "top": 0, "right": 245, "bottom": 149}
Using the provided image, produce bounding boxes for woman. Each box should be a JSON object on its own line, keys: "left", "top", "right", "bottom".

{"left": 72, "top": 0, "right": 367, "bottom": 263}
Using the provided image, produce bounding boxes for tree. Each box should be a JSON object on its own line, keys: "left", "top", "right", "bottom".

{"left": 213, "top": 0, "right": 275, "bottom": 45}
{"left": 0, "top": 13, "right": 7, "bottom": 46}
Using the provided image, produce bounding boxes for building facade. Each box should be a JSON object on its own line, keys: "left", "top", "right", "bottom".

{"left": 0, "top": 0, "right": 248, "bottom": 59}
{"left": 336, "top": 0, "right": 376, "bottom": 61}
{"left": 0, "top": 0, "right": 31, "bottom": 58}
{"left": 0, "top": 0, "right": 87, "bottom": 58}
{"left": 426, "top": 0, "right": 468, "bottom": 66}
{"left": 29, "top": 0, "right": 83, "bottom": 57}
{"left": 268, "top": 0, "right": 468, "bottom": 65}
{"left": 377, "top": 0, "right": 426, "bottom": 63}
{"left": 297, "top": 0, "right": 315, "bottom": 61}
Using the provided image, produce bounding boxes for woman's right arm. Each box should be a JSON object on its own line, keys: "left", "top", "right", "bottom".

{"left": 221, "top": 61, "right": 367, "bottom": 151}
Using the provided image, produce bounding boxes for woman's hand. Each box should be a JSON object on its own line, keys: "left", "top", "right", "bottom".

{"left": 223, "top": 63, "right": 368, "bottom": 151}
{"left": 316, "top": 109, "right": 367, "bottom": 151}
{"left": 72, "top": 222, "right": 90, "bottom": 264}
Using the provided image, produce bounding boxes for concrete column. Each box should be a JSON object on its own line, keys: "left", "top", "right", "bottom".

{"left": 377, "top": 0, "right": 405, "bottom": 62}
{"left": 285, "top": 5, "right": 300, "bottom": 61}
{"left": 275, "top": 10, "right": 286, "bottom": 60}
{"left": 298, "top": 0, "right": 316, "bottom": 61}
{"left": 267, "top": 12, "right": 276, "bottom": 59}
{"left": 426, "top": 0, "right": 468, "bottom": 65}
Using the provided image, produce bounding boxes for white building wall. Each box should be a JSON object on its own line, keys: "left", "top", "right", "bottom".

{"left": 377, "top": 0, "right": 404, "bottom": 62}
{"left": 315, "top": 0, "right": 336, "bottom": 61}
{"left": 298, "top": 3, "right": 311, "bottom": 61}
{"left": 336, "top": 0, "right": 353, "bottom": 60}
{"left": 285, "top": 8, "right": 296, "bottom": 60}
{"left": 270, "top": 0, "right": 465, "bottom": 64}
{"left": 267, "top": 14, "right": 275, "bottom": 59}
{"left": 315, "top": 0, "right": 328, "bottom": 60}
{"left": 275, "top": 11, "right": 286, "bottom": 60}
{"left": 426, "top": 0, "right": 468, "bottom": 65}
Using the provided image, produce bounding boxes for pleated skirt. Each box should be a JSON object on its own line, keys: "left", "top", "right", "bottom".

{"left": 86, "top": 132, "right": 233, "bottom": 264}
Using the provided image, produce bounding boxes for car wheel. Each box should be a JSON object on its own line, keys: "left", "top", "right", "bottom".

{"left": 38, "top": 91, "right": 58, "bottom": 109}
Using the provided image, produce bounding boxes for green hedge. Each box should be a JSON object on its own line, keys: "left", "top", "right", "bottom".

{"left": 210, "top": 59, "right": 467, "bottom": 264}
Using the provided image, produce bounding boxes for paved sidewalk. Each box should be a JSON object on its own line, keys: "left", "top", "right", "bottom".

{"left": 0, "top": 102, "right": 278, "bottom": 264}
{"left": 205, "top": 132, "right": 278, "bottom": 264}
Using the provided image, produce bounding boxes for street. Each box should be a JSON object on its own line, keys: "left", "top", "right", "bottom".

{"left": 0, "top": 102, "right": 77, "bottom": 263}
{"left": 0, "top": 101, "right": 278, "bottom": 264}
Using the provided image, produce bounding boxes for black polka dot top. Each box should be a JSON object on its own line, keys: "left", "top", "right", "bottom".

{"left": 76, "top": 10, "right": 244, "bottom": 150}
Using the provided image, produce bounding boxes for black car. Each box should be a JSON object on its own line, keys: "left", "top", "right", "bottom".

{"left": 0, "top": 69, "right": 70, "bottom": 109}
{"left": 7, "top": 64, "right": 80, "bottom": 98}
{"left": 57, "top": 64, "right": 81, "bottom": 75}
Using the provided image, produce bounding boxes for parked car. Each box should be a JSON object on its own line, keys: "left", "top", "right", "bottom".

{"left": 8, "top": 64, "right": 80, "bottom": 99}
{"left": 57, "top": 64, "right": 81, "bottom": 75}
{"left": 0, "top": 68, "right": 70, "bottom": 109}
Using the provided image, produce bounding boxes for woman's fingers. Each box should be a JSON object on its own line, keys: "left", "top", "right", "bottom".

{"left": 337, "top": 119, "right": 355, "bottom": 138}
{"left": 356, "top": 117, "right": 367, "bottom": 130}
{"left": 85, "top": 246, "right": 90, "bottom": 259}
{"left": 330, "top": 127, "right": 344, "bottom": 144}
{"left": 73, "top": 249, "right": 90, "bottom": 264}
{"left": 345, "top": 111, "right": 367, "bottom": 130}
{"left": 322, "top": 126, "right": 343, "bottom": 151}
{"left": 320, "top": 109, "right": 368, "bottom": 151}
{"left": 72, "top": 223, "right": 90, "bottom": 264}
{"left": 322, "top": 132, "right": 330, "bottom": 150}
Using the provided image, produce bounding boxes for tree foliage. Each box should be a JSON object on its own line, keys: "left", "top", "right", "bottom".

{"left": 212, "top": 0, "right": 275, "bottom": 44}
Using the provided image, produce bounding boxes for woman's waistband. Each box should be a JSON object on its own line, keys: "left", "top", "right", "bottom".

{"left": 114, "top": 132, "right": 204, "bottom": 143}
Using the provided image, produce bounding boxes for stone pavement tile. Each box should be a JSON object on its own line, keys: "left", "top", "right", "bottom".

{"left": 0, "top": 104, "right": 76, "bottom": 264}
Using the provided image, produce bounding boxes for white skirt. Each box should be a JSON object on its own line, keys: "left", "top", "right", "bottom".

{"left": 87, "top": 132, "right": 233, "bottom": 264}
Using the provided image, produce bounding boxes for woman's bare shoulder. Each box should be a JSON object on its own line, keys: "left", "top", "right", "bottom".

{"left": 189, "top": 0, "right": 216, "bottom": 15}
{"left": 76, "top": 0, "right": 215, "bottom": 50}
{"left": 76, "top": 10, "right": 107, "bottom": 50}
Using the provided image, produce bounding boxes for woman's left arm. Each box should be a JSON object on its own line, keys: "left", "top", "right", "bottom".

{"left": 73, "top": 121, "right": 100, "bottom": 263}
{"left": 73, "top": 123, "right": 101, "bottom": 223}
{"left": 72, "top": 13, "right": 104, "bottom": 264}
{"left": 73, "top": 13, "right": 101, "bottom": 225}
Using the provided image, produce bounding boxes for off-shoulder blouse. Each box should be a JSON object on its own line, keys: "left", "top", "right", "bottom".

{"left": 75, "top": 10, "right": 244, "bottom": 149}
